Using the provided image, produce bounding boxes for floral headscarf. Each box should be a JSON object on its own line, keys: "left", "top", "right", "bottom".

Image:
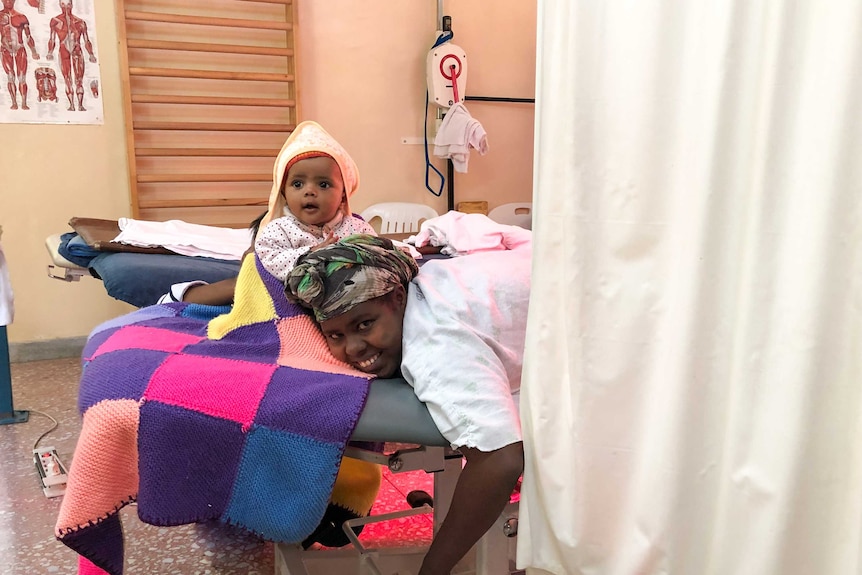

{"left": 286, "top": 234, "right": 419, "bottom": 322}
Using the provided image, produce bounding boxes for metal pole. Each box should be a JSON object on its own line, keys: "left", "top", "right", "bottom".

{"left": 447, "top": 159, "right": 455, "bottom": 212}
{"left": 0, "top": 325, "right": 28, "bottom": 424}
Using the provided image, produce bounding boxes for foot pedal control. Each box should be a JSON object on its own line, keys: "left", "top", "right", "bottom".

{"left": 406, "top": 489, "right": 433, "bottom": 509}
{"left": 33, "top": 446, "right": 68, "bottom": 498}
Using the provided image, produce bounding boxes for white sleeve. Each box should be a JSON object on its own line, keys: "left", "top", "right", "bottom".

{"left": 400, "top": 251, "right": 531, "bottom": 452}
{"left": 342, "top": 216, "right": 378, "bottom": 237}
{"left": 156, "top": 281, "right": 209, "bottom": 305}
{"left": 254, "top": 219, "right": 313, "bottom": 282}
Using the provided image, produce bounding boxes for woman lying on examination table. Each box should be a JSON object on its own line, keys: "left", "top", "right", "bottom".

{"left": 287, "top": 234, "right": 530, "bottom": 575}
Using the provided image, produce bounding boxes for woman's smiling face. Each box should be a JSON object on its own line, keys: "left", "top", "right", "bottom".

{"left": 318, "top": 286, "right": 407, "bottom": 378}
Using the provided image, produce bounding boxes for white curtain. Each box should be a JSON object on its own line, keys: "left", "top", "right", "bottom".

{"left": 519, "top": 1, "right": 862, "bottom": 574}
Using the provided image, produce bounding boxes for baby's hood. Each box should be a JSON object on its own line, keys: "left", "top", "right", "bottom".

{"left": 260, "top": 120, "right": 360, "bottom": 232}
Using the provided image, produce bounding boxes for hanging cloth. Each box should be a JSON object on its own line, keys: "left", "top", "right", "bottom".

{"left": 433, "top": 102, "right": 488, "bottom": 173}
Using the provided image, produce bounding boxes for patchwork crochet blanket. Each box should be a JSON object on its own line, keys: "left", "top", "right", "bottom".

{"left": 55, "top": 255, "right": 380, "bottom": 575}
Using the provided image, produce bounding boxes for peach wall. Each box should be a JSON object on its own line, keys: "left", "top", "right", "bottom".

{"left": 3, "top": 0, "right": 536, "bottom": 347}
{"left": 297, "top": 0, "right": 537, "bottom": 215}
{"left": 1, "top": 0, "right": 134, "bottom": 349}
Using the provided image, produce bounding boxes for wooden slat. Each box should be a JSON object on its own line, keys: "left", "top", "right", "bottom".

{"left": 136, "top": 147, "right": 279, "bottom": 157}
{"left": 290, "top": 0, "right": 302, "bottom": 122}
{"left": 127, "top": 38, "right": 293, "bottom": 57}
{"left": 139, "top": 198, "right": 268, "bottom": 209}
{"left": 137, "top": 173, "right": 272, "bottom": 183}
{"left": 118, "top": 0, "right": 297, "bottom": 223}
{"left": 116, "top": 0, "right": 141, "bottom": 218}
{"left": 125, "top": 10, "right": 292, "bottom": 31}
{"left": 132, "top": 94, "right": 296, "bottom": 107}
{"left": 134, "top": 121, "right": 295, "bottom": 132}
{"left": 129, "top": 67, "right": 293, "bottom": 82}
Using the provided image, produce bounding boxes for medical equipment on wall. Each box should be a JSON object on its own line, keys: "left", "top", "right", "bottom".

{"left": 424, "top": 15, "right": 467, "bottom": 199}
{"left": 426, "top": 30, "right": 468, "bottom": 108}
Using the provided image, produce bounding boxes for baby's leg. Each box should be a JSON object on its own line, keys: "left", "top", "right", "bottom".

{"left": 419, "top": 442, "right": 524, "bottom": 575}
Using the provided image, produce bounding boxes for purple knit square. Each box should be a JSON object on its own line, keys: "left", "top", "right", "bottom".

{"left": 136, "top": 315, "right": 209, "bottom": 336}
{"left": 184, "top": 322, "right": 281, "bottom": 364}
{"left": 137, "top": 401, "right": 244, "bottom": 525}
{"left": 58, "top": 512, "right": 125, "bottom": 575}
{"left": 89, "top": 305, "right": 180, "bottom": 338}
{"left": 256, "top": 256, "right": 303, "bottom": 319}
{"left": 143, "top": 354, "right": 274, "bottom": 426}
{"left": 83, "top": 327, "right": 121, "bottom": 362}
{"left": 255, "top": 367, "right": 369, "bottom": 443}
{"left": 78, "top": 349, "right": 169, "bottom": 413}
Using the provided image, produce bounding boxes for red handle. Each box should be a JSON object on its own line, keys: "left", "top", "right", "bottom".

{"left": 450, "top": 65, "right": 459, "bottom": 103}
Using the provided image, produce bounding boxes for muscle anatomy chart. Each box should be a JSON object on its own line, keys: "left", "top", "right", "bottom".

{"left": 0, "top": 0, "right": 101, "bottom": 124}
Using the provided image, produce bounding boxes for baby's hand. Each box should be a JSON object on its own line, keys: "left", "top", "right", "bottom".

{"left": 311, "top": 230, "right": 338, "bottom": 252}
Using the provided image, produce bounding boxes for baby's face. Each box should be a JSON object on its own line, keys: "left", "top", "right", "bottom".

{"left": 283, "top": 156, "right": 345, "bottom": 227}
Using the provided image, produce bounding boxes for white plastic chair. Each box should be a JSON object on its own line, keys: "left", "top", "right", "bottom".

{"left": 488, "top": 202, "right": 533, "bottom": 230}
{"left": 360, "top": 202, "right": 439, "bottom": 234}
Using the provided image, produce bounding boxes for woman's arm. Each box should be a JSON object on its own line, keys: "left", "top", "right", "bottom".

{"left": 419, "top": 442, "right": 524, "bottom": 575}
{"left": 156, "top": 278, "right": 237, "bottom": 306}
{"left": 182, "top": 277, "right": 237, "bottom": 305}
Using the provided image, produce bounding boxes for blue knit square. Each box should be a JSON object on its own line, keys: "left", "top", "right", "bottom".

{"left": 180, "top": 303, "right": 233, "bottom": 321}
{"left": 223, "top": 425, "right": 342, "bottom": 542}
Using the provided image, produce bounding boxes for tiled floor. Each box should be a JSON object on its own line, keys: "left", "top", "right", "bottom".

{"left": 0, "top": 357, "right": 435, "bottom": 574}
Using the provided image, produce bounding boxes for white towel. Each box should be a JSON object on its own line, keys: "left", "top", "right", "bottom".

{"left": 407, "top": 211, "right": 531, "bottom": 256}
{"left": 0, "top": 233, "right": 13, "bottom": 326}
{"left": 433, "top": 102, "right": 488, "bottom": 173}
{"left": 114, "top": 218, "right": 252, "bottom": 260}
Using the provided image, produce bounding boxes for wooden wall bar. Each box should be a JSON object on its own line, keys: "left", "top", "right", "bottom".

{"left": 116, "top": 0, "right": 299, "bottom": 227}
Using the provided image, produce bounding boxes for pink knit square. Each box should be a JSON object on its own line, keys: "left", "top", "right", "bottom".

{"left": 275, "top": 315, "right": 368, "bottom": 378}
{"left": 143, "top": 354, "right": 275, "bottom": 426}
{"left": 55, "top": 399, "right": 139, "bottom": 536}
{"left": 78, "top": 557, "right": 110, "bottom": 575}
{"left": 90, "top": 325, "right": 204, "bottom": 359}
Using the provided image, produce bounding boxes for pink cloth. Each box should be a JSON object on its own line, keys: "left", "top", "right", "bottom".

{"left": 408, "top": 211, "right": 531, "bottom": 256}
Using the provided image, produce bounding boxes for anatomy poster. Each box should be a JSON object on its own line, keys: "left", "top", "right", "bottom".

{"left": 0, "top": 0, "right": 102, "bottom": 124}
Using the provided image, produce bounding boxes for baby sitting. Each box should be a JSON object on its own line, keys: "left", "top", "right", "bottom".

{"left": 255, "top": 120, "right": 376, "bottom": 283}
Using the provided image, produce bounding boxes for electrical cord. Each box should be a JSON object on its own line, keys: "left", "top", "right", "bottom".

{"left": 423, "top": 31, "right": 455, "bottom": 197}
{"left": 424, "top": 91, "right": 445, "bottom": 197}
{"left": 28, "top": 409, "right": 59, "bottom": 451}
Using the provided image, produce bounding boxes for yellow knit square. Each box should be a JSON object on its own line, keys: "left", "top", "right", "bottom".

{"left": 208, "top": 256, "right": 278, "bottom": 340}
